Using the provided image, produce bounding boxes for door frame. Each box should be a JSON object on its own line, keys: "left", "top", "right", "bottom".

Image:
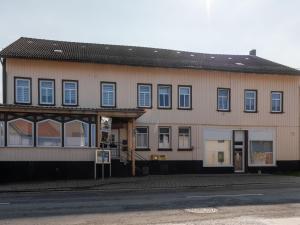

{"left": 233, "top": 130, "right": 247, "bottom": 173}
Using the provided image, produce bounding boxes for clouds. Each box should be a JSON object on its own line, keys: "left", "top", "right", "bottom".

{"left": 0, "top": 0, "right": 299, "bottom": 68}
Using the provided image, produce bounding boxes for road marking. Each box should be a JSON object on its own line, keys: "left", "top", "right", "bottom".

{"left": 186, "top": 193, "right": 264, "bottom": 198}
{"left": 0, "top": 202, "right": 10, "bottom": 205}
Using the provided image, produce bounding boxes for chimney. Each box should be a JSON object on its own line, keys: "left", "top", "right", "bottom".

{"left": 249, "top": 49, "right": 256, "bottom": 56}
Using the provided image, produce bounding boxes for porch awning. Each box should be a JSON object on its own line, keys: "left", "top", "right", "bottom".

{"left": 0, "top": 104, "right": 146, "bottom": 118}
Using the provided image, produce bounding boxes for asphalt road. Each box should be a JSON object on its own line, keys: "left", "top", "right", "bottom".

{"left": 0, "top": 183, "right": 299, "bottom": 225}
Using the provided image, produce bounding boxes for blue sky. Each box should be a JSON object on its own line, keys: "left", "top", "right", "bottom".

{"left": 1, "top": 0, "right": 300, "bottom": 100}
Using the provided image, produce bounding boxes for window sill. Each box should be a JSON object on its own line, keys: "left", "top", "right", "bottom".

{"left": 158, "top": 148, "right": 172, "bottom": 151}
{"left": 248, "top": 164, "right": 277, "bottom": 167}
{"left": 157, "top": 107, "right": 172, "bottom": 110}
{"left": 244, "top": 110, "right": 258, "bottom": 113}
{"left": 14, "top": 102, "right": 32, "bottom": 105}
{"left": 270, "top": 111, "right": 284, "bottom": 114}
{"left": 39, "top": 103, "right": 56, "bottom": 106}
{"left": 217, "top": 109, "right": 231, "bottom": 112}
{"left": 177, "top": 148, "right": 193, "bottom": 151}
{"left": 101, "top": 105, "right": 117, "bottom": 108}
{"left": 62, "top": 104, "right": 79, "bottom": 107}
{"left": 135, "top": 148, "right": 151, "bottom": 151}
{"left": 177, "top": 107, "right": 192, "bottom": 110}
{"left": 137, "top": 106, "right": 152, "bottom": 109}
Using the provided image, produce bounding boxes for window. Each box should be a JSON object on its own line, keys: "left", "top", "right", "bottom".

{"left": 244, "top": 90, "right": 257, "bottom": 112}
{"left": 7, "top": 119, "right": 33, "bottom": 147}
{"left": 178, "top": 86, "right": 191, "bottom": 109}
{"left": 271, "top": 91, "right": 283, "bottom": 113}
{"left": 0, "top": 121, "right": 4, "bottom": 147}
{"left": 178, "top": 127, "right": 191, "bottom": 149}
{"left": 15, "top": 78, "right": 31, "bottom": 104}
{"left": 204, "top": 140, "right": 232, "bottom": 166}
{"left": 63, "top": 80, "right": 78, "bottom": 106}
{"left": 101, "top": 82, "right": 116, "bottom": 107}
{"left": 158, "top": 85, "right": 171, "bottom": 109}
{"left": 250, "top": 141, "right": 273, "bottom": 165}
{"left": 39, "top": 79, "right": 55, "bottom": 105}
{"left": 91, "top": 124, "right": 96, "bottom": 147}
{"left": 64, "top": 120, "right": 89, "bottom": 147}
{"left": 137, "top": 84, "right": 152, "bottom": 108}
{"left": 136, "top": 127, "right": 149, "bottom": 149}
{"left": 37, "top": 120, "right": 61, "bottom": 147}
{"left": 217, "top": 88, "right": 230, "bottom": 111}
{"left": 159, "top": 127, "right": 171, "bottom": 149}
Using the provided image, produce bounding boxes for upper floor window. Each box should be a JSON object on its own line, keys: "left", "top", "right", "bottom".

{"left": 217, "top": 88, "right": 230, "bottom": 111}
{"left": 178, "top": 86, "right": 192, "bottom": 109}
{"left": 271, "top": 91, "right": 283, "bottom": 113}
{"left": 137, "top": 84, "right": 152, "bottom": 108}
{"left": 158, "top": 85, "right": 172, "bottom": 109}
{"left": 101, "top": 82, "right": 116, "bottom": 107}
{"left": 39, "top": 79, "right": 55, "bottom": 105}
{"left": 63, "top": 80, "right": 78, "bottom": 106}
{"left": 15, "top": 77, "right": 31, "bottom": 104}
{"left": 244, "top": 90, "right": 257, "bottom": 112}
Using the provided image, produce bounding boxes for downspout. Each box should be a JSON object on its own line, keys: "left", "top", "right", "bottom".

{"left": 0, "top": 58, "right": 7, "bottom": 104}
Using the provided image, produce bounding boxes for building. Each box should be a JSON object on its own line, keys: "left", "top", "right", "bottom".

{"left": 0, "top": 37, "right": 300, "bottom": 181}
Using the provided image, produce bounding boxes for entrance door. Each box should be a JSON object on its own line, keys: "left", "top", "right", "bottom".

{"left": 233, "top": 130, "right": 245, "bottom": 173}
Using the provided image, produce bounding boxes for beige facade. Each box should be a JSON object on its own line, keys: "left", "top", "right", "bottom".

{"left": 2, "top": 58, "right": 300, "bottom": 164}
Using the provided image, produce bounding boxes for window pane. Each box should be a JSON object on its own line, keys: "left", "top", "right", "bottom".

{"left": 40, "top": 80, "right": 54, "bottom": 104}
{"left": 37, "top": 120, "right": 61, "bottom": 147}
{"left": 179, "top": 127, "right": 190, "bottom": 149}
{"left": 271, "top": 92, "right": 282, "bottom": 112}
{"left": 159, "top": 86, "right": 170, "bottom": 107}
{"left": 102, "top": 84, "right": 115, "bottom": 106}
{"left": 64, "top": 120, "right": 89, "bottom": 147}
{"left": 0, "top": 121, "right": 4, "bottom": 146}
{"left": 8, "top": 119, "right": 33, "bottom": 146}
{"left": 138, "top": 85, "right": 151, "bottom": 107}
{"left": 136, "top": 127, "right": 148, "bottom": 148}
{"left": 250, "top": 141, "right": 273, "bottom": 165}
{"left": 204, "top": 140, "right": 231, "bottom": 166}
{"left": 218, "top": 89, "right": 229, "bottom": 110}
{"left": 16, "top": 79, "right": 30, "bottom": 103}
{"left": 64, "top": 82, "right": 77, "bottom": 105}
{"left": 159, "top": 127, "right": 170, "bottom": 148}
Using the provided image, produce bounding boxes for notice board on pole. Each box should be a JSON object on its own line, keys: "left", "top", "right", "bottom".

{"left": 95, "top": 150, "right": 111, "bottom": 164}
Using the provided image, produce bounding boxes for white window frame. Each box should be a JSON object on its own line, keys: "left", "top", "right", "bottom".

{"left": 7, "top": 118, "right": 34, "bottom": 147}
{"left": 271, "top": 91, "right": 283, "bottom": 113}
{"left": 136, "top": 126, "right": 149, "bottom": 149}
{"left": 101, "top": 82, "right": 116, "bottom": 107}
{"left": 158, "top": 85, "right": 171, "bottom": 108}
{"left": 15, "top": 78, "right": 31, "bottom": 104}
{"left": 158, "top": 127, "right": 171, "bottom": 149}
{"left": 178, "top": 86, "right": 191, "bottom": 109}
{"left": 137, "top": 84, "right": 152, "bottom": 108}
{"left": 64, "top": 120, "right": 90, "bottom": 148}
{"left": 178, "top": 127, "right": 191, "bottom": 149}
{"left": 39, "top": 79, "right": 55, "bottom": 105}
{"left": 217, "top": 88, "right": 230, "bottom": 111}
{"left": 244, "top": 90, "right": 257, "bottom": 112}
{"left": 36, "top": 119, "right": 62, "bottom": 147}
{"left": 63, "top": 81, "right": 78, "bottom": 106}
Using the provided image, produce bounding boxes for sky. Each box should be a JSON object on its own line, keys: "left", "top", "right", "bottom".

{"left": 1, "top": 0, "right": 300, "bottom": 101}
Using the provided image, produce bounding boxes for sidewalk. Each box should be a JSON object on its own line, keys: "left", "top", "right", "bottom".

{"left": 1, "top": 174, "right": 300, "bottom": 193}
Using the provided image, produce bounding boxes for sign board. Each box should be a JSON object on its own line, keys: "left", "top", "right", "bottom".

{"left": 95, "top": 150, "right": 111, "bottom": 164}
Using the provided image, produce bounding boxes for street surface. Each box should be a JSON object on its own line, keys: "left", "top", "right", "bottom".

{"left": 0, "top": 183, "right": 299, "bottom": 225}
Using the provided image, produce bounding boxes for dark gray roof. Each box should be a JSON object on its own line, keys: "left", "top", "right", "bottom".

{"left": 1, "top": 37, "right": 299, "bottom": 75}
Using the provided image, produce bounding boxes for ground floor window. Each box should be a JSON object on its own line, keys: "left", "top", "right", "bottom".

{"left": 159, "top": 127, "right": 171, "bottom": 149}
{"left": 204, "top": 140, "right": 231, "bottom": 166}
{"left": 250, "top": 141, "right": 273, "bottom": 165}
{"left": 37, "top": 119, "right": 62, "bottom": 147}
{"left": 64, "top": 120, "right": 89, "bottom": 147}
{"left": 178, "top": 127, "right": 191, "bottom": 149}
{"left": 136, "top": 127, "right": 149, "bottom": 149}
{"left": 7, "top": 118, "right": 34, "bottom": 147}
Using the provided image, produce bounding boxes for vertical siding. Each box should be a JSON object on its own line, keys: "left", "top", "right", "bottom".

{"left": 3, "top": 58, "right": 300, "bottom": 161}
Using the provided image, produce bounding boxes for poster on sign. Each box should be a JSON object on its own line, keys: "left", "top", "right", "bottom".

{"left": 95, "top": 150, "right": 111, "bottom": 164}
